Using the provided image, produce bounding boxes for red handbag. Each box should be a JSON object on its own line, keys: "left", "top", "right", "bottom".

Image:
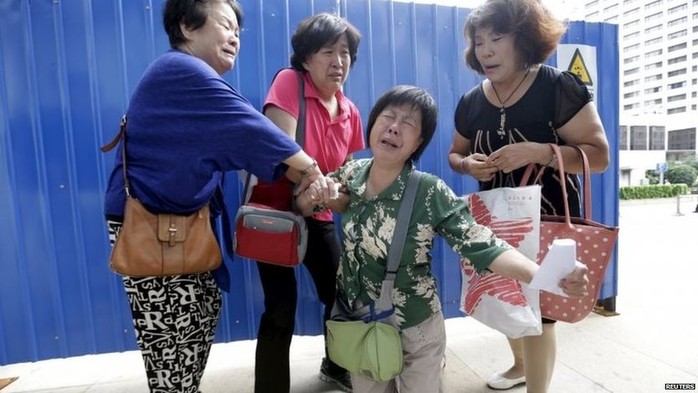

{"left": 233, "top": 202, "right": 308, "bottom": 267}
{"left": 527, "top": 145, "right": 619, "bottom": 323}
{"left": 233, "top": 69, "right": 308, "bottom": 267}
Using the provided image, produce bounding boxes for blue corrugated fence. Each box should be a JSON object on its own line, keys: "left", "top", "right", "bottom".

{"left": 0, "top": 0, "right": 619, "bottom": 365}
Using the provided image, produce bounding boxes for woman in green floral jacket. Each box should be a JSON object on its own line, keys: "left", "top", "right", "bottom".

{"left": 298, "top": 85, "right": 589, "bottom": 393}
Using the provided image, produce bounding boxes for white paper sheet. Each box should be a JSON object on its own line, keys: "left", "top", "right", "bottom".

{"left": 528, "top": 238, "right": 577, "bottom": 297}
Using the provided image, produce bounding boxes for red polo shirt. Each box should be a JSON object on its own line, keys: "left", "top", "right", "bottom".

{"left": 250, "top": 68, "right": 364, "bottom": 221}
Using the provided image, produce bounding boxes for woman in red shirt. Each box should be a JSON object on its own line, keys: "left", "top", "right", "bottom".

{"left": 250, "top": 13, "right": 364, "bottom": 393}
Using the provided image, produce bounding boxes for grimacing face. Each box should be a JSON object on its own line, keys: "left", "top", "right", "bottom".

{"left": 180, "top": 1, "right": 241, "bottom": 74}
{"left": 370, "top": 104, "right": 423, "bottom": 166}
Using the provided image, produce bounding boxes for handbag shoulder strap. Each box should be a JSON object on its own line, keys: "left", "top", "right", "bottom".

{"left": 570, "top": 145, "right": 591, "bottom": 219}
{"left": 243, "top": 70, "right": 306, "bottom": 203}
{"left": 100, "top": 115, "right": 130, "bottom": 197}
{"left": 385, "top": 170, "right": 421, "bottom": 276}
{"left": 100, "top": 115, "right": 126, "bottom": 153}
{"left": 294, "top": 70, "right": 306, "bottom": 149}
{"left": 370, "top": 170, "right": 422, "bottom": 317}
{"left": 520, "top": 144, "right": 592, "bottom": 222}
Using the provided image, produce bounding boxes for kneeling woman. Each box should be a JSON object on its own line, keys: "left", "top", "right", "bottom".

{"left": 297, "top": 85, "right": 589, "bottom": 393}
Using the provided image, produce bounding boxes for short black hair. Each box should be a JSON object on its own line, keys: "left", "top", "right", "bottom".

{"left": 163, "top": 0, "right": 244, "bottom": 48}
{"left": 366, "top": 85, "right": 437, "bottom": 163}
{"left": 290, "top": 13, "right": 361, "bottom": 71}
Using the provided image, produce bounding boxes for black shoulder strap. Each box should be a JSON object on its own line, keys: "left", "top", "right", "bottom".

{"left": 243, "top": 69, "right": 306, "bottom": 202}
{"left": 294, "top": 70, "right": 306, "bottom": 149}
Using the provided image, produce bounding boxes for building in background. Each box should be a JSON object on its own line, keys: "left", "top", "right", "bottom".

{"left": 580, "top": 0, "right": 698, "bottom": 185}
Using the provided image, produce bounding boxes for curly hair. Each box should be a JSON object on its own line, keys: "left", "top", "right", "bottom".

{"left": 463, "top": 0, "right": 566, "bottom": 74}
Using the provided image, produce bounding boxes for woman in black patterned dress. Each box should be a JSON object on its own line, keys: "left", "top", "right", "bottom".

{"left": 448, "top": 0, "right": 610, "bottom": 392}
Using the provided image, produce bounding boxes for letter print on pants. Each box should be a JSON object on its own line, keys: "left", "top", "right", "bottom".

{"left": 123, "top": 273, "right": 221, "bottom": 393}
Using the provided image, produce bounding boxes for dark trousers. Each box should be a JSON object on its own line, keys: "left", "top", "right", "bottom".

{"left": 254, "top": 218, "right": 344, "bottom": 393}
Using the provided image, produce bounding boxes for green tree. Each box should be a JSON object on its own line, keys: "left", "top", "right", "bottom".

{"left": 665, "top": 165, "right": 697, "bottom": 186}
{"left": 685, "top": 159, "right": 698, "bottom": 174}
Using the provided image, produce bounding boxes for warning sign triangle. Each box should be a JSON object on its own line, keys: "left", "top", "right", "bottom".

{"left": 567, "top": 48, "right": 592, "bottom": 85}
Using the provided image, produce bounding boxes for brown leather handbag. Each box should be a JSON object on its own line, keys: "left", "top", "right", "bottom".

{"left": 101, "top": 116, "right": 222, "bottom": 276}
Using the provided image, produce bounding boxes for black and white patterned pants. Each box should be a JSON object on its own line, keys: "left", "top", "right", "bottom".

{"left": 107, "top": 220, "right": 222, "bottom": 393}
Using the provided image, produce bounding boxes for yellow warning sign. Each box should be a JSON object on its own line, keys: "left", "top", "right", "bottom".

{"left": 567, "top": 48, "right": 593, "bottom": 86}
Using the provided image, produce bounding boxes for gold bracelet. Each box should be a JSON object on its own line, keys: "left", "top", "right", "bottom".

{"left": 300, "top": 160, "right": 319, "bottom": 177}
{"left": 544, "top": 144, "right": 557, "bottom": 167}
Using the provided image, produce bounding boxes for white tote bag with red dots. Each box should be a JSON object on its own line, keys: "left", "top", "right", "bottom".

{"left": 532, "top": 145, "right": 619, "bottom": 323}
